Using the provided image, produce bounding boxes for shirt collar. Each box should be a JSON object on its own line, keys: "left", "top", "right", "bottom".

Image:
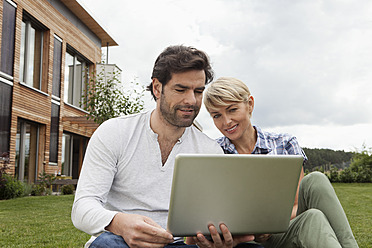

{"left": 217, "top": 125, "right": 272, "bottom": 154}
{"left": 253, "top": 126, "right": 272, "bottom": 154}
{"left": 147, "top": 109, "right": 188, "bottom": 143}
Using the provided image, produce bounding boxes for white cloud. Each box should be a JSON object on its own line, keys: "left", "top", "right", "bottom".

{"left": 79, "top": 0, "right": 372, "bottom": 150}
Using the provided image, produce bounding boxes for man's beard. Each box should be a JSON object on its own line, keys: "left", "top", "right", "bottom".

{"left": 159, "top": 95, "right": 200, "bottom": 128}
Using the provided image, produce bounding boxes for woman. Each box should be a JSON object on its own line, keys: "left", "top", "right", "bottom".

{"left": 190, "top": 77, "right": 358, "bottom": 248}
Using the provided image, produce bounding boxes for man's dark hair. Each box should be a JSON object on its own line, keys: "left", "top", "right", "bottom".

{"left": 147, "top": 45, "right": 214, "bottom": 100}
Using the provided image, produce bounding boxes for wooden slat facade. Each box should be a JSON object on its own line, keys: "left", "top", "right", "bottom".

{"left": 0, "top": 0, "right": 116, "bottom": 181}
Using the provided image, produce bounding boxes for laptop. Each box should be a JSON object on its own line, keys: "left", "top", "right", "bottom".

{"left": 167, "top": 154, "right": 303, "bottom": 236}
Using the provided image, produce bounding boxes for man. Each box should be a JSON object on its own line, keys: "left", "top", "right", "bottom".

{"left": 72, "top": 45, "right": 253, "bottom": 248}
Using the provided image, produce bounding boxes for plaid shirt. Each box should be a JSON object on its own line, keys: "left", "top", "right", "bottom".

{"left": 217, "top": 126, "right": 307, "bottom": 162}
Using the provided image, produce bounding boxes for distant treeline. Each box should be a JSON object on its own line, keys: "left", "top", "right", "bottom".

{"left": 302, "top": 148, "right": 354, "bottom": 173}
{"left": 302, "top": 147, "right": 372, "bottom": 183}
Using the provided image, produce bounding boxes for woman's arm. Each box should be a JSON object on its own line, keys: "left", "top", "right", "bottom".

{"left": 291, "top": 167, "right": 304, "bottom": 219}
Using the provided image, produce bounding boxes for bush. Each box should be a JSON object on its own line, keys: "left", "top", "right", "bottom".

{"left": 328, "top": 166, "right": 340, "bottom": 183}
{"left": 0, "top": 174, "right": 25, "bottom": 200}
{"left": 23, "top": 182, "right": 33, "bottom": 197}
{"left": 31, "top": 184, "right": 52, "bottom": 196}
{"left": 339, "top": 168, "right": 357, "bottom": 183}
{"left": 61, "top": 184, "right": 75, "bottom": 195}
{"left": 31, "top": 172, "right": 56, "bottom": 196}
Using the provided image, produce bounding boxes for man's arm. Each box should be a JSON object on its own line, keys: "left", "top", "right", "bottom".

{"left": 105, "top": 212, "right": 173, "bottom": 248}
{"left": 71, "top": 120, "right": 121, "bottom": 235}
{"left": 71, "top": 118, "right": 173, "bottom": 246}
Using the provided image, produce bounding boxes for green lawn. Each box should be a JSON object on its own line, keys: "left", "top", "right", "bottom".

{"left": 0, "top": 184, "right": 371, "bottom": 248}
{"left": 0, "top": 195, "right": 90, "bottom": 247}
{"left": 333, "top": 183, "right": 372, "bottom": 247}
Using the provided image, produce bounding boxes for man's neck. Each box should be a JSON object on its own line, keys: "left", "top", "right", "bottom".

{"left": 150, "top": 109, "right": 186, "bottom": 165}
{"left": 150, "top": 109, "right": 186, "bottom": 142}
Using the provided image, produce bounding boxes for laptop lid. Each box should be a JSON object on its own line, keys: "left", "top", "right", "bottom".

{"left": 167, "top": 154, "right": 303, "bottom": 236}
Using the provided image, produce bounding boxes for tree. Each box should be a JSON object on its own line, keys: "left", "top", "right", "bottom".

{"left": 82, "top": 69, "right": 145, "bottom": 124}
{"left": 348, "top": 145, "right": 372, "bottom": 183}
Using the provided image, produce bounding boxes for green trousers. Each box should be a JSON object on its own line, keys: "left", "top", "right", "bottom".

{"left": 263, "top": 172, "right": 358, "bottom": 248}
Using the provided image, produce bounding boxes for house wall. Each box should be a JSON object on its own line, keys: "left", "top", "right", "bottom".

{"left": 0, "top": 0, "right": 101, "bottom": 179}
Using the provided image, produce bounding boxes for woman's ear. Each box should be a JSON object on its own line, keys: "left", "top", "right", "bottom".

{"left": 248, "top": 95, "right": 255, "bottom": 117}
{"left": 152, "top": 78, "right": 162, "bottom": 100}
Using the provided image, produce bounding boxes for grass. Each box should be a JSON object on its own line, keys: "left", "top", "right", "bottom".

{"left": 0, "top": 195, "right": 90, "bottom": 247}
{"left": 0, "top": 184, "right": 371, "bottom": 248}
{"left": 333, "top": 183, "right": 372, "bottom": 247}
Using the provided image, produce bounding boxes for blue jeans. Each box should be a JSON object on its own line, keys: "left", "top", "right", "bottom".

{"left": 89, "top": 232, "right": 198, "bottom": 248}
{"left": 90, "top": 232, "right": 263, "bottom": 248}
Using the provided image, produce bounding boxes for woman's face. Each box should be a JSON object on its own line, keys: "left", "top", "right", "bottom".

{"left": 209, "top": 98, "right": 254, "bottom": 141}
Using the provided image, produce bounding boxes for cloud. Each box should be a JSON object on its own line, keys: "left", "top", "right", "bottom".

{"left": 194, "top": 0, "right": 372, "bottom": 127}
{"left": 79, "top": 0, "right": 372, "bottom": 150}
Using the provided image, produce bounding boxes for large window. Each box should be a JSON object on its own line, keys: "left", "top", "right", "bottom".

{"left": 52, "top": 36, "right": 62, "bottom": 97}
{"left": 64, "top": 48, "right": 89, "bottom": 107}
{"left": 62, "top": 133, "right": 88, "bottom": 179}
{"left": 15, "top": 119, "right": 40, "bottom": 183}
{"left": 49, "top": 102, "right": 60, "bottom": 163}
{"left": 19, "top": 12, "right": 46, "bottom": 90}
{"left": 0, "top": 0, "right": 16, "bottom": 76}
{"left": 0, "top": 82, "right": 12, "bottom": 153}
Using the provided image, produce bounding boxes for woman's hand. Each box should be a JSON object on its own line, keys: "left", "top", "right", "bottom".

{"left": 254, "top": 234, "right": 272, "bottom": 243}
{"left": 192, "top": 224, "right": 254, "bottom": 248}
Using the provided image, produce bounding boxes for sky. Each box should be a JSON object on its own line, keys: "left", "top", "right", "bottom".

{"left": 78, "top": 0, "right": 372, "bottom": 152}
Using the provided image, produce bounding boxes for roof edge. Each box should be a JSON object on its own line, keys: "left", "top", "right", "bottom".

{"left": 60, "top": 0, "right": 118, "bottom": 47}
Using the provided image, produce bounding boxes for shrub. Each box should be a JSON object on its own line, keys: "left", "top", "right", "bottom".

{"left": 339, "top": 168, "right": 357, "bottom": 183}
{"left": 61, "top": 184, "right": 75, "bottom": 195}
{"left": 0, "top": 174, "right": 25, "bottom": 200}
{"left": 0, "top": 152, "right": 10, "bottom": 193}
{"left": 31, "top": 184, "right": 52, "bottom": 196}
{"left": 23, "top": 182, "right": 33, "bottom": 197}
{"left": 31, "top": 172, "right": 56, "bottom": 196}
{"left": 328, "top": 166, "right": 340, "bottom": 183}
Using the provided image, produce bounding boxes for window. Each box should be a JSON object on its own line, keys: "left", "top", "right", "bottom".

{"left": 49, "top": 102, "right": 60, "bottom": 163}
{"left": 62, "top": 132, "right": 88, "bottom": 179}
{"left": 19, "top": 12, "right": 46, "bottom": 90}
{"left": 64, "top": 48, "right": 90, "bottom": 107}
{"left": 0, "top": 82, "right": 12, "bottom": 153}
{"left": 15, "top": 119, "right": 40, "bottom": 183}
{"left": 52, "top": 36, "right": 62, "bottom": 97}
{"left": 0, "top": 0, "right": 16, "bottom": 76}
{"left": 61, "top": 133, "right": 71, "bottom": 176}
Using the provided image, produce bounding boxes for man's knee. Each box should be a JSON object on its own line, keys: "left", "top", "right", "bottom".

{"left": 90, "top": 232, "right": 128, "bottom": 248}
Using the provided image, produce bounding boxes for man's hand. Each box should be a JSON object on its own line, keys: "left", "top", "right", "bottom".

{"left": 106, "top": 213, "right": 174, "bottom": 248}
{"left": 192, "top": 224, "right": 254, "bottom": 248}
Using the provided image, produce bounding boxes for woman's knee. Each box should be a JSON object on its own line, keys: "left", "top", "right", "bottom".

{"left": 298, "top": 208, "right": 330, "bottom": 233}
{"left": 300, "top": 171, "right": 331, "bottom": 193}
{"left": 303, "top": 208, "right": 326, "bottom": 220}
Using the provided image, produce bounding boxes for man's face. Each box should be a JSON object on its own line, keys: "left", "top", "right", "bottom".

{"left": 157, "top": 70, "right": 206, "bottom": 127}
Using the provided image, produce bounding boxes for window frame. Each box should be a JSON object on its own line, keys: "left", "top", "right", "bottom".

{"left": 64, "top": 46, "right": 90, "bottom": 108}
{"left": 0, "top": 0, "right": 17, "bottom": 77}
{"left": 52, "top": 35, "right": 63, "bottom": 98}
{"left": 49, "top": 100, "right": 60, "bottom": 163}
{"left": 19, "top": 11, "right": 48, "bottom": 91}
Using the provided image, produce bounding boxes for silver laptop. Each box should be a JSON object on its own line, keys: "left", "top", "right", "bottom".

{"left": 167, "top": 154, "right": 303, "bottom": 236}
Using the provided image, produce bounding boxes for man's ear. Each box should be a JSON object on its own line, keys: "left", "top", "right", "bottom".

{"left": 152, "top": 78, "right": 162, "bottom": 100}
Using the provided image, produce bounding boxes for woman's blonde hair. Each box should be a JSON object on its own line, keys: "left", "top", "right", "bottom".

{"left": 204, "top": 77, "right": 251, "bottom": 111}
